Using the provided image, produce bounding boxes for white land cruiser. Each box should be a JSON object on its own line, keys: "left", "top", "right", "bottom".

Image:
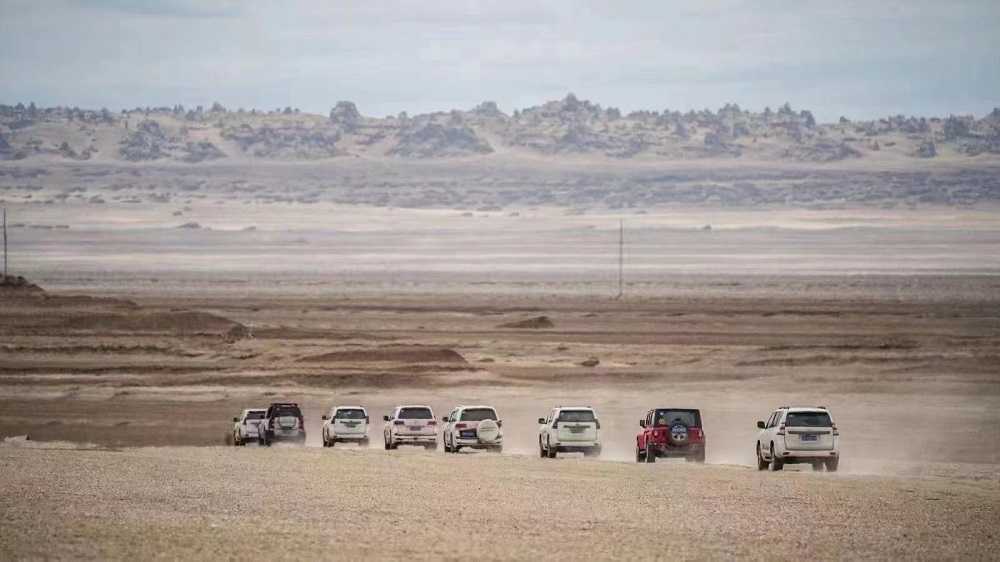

{"left": 383, "top": 405, "right": 438, "bottom": 450}
{"left": 321, "top": 406, "right": 370, "bottom": 447}
{"left": 538, "top": 406, "right": 602, "bottom": 458}
{"left": 232, "top": 408, "right": 266, "bottom": 446}
{"left": 756, "top": 406, "right": 840, "bottom": 472}
{"left": 442, "top": 405, "right": 503, "bottom": 453}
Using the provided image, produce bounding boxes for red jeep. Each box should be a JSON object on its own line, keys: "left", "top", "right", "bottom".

{"left": 636, "top": 408, "right": 706, "bottom": 463}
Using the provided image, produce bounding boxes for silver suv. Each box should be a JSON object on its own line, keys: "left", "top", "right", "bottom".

{"left": 259, "top": 402, "right": 306, "bottom": 446}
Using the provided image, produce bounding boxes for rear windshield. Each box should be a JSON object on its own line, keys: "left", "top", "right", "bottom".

{"left": 460, "top": 408, "right": 498, "bottom": 422}
{"left": 399, "top": 407, "right": 433, "bottom": 420}
{"left": 785, "top": 411, "right": 833, "bottom": 428}
{"left": 558, "top": 410, "right": 596, "bottom": 422}
{"left": 334, "top": 409, "right": 366, "bottom": 420}
{"left": 246, "top": 411, "right": 265, "bottom": 420}
{"left": 272, "top": 405, "right": 302, "bottom": 418}
{"left": 653, "top": 410, "right": 701, "bottom": 427}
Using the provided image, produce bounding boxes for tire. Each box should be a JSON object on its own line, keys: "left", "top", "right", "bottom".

{"left": 825, "top": 458, "right": 839, "bottom": 473}
{"left": 589, "top": 447, "right": 601, "bottom": 460}
{"left": 694, "top": 450, "right": 705, "bottom": 464}
{"left": 636, "top": 443, "right": 644, "bottom": 462}
{"left": 539, "top": 438, "right": 546, "bottom": 458}
{"left": 360, "top": 438, "right": 370, "bottom": 448}
{"left": 756, "top": 443, "right": 768, "bottom": 471}
{"left": 812, "top": 462, "right": 824, "bottom": 472}
{"left": 645, "top": 444, "right": 656, "bottom": 463}
{"left": 424, "top": 443, "right": 435, "bottom": 451}
{"left": 384, "top": 436, "right": 391, "bottom": 450}
{"left": 444, "top": 438, "right": 452, "bottom": 453}
{"left": 546, "top": 438, "right": 557, "bottom": 459}
{"left": 769, "top": 444, "right": 783, "bottom": 471}
{"left": 492, "top": 445, "right": 503, "bottom": 454}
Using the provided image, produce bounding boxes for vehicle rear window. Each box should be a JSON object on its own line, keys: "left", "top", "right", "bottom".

{"left": 558, "top": 410, "right": 596, "bottom": 422}
{"left": 246, "top": 411, "right": 265, "bottom": 420}
{"left": 460, "top": 408, "right": 498, "bottom": 422}
{"left": 399, "top": 407, "right": 433, "bottom": 420}
{"left": 785, "top": 411, "right": 832, "bottom": 427}
{"left": 273, "top": 405, "right": 302, "bottom": 418}
{"left": 654, "top": 410, "right": 701, "bottom": 427}
{"left": 334, "top": 409, "right": 366, "bottom": 420}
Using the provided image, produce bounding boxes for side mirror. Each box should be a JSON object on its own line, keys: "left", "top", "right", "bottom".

{"left": 497, "top": 420, "right": 503, "bottom": 428}
{"left": 232, "top": 417, "right": 239, "bottom": 423}
{"left": 537, "top": 417, "right": 545, "bottom": 424}
{"left": 639, "top": 420, "right": 646, "bottom": 428}
{"left": 757, "top": 421, "right": 765, "bottom": 429}
{"left": 383, "top": 415, "right": 390, "bottom": 422}
{"left": 365, "top": 416, "right": 370, "bottom": 422}
{"left": 442, "top": 416, "right": 448, "bottom": 422}
{"left": 321, "top": 415, "right": 328, "bottom": 421}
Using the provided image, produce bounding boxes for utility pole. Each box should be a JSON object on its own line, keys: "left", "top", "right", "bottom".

{"left": 3, "top": 205, "right": 7, "bottom": 277}
{"left": 616, "top": 219, "right": 624, "bottom": 299}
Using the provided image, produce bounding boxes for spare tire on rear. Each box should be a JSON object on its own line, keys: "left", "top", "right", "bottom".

{"left": 476, "top": 419, "right": 500, "bottom": 444}
{"left": 668, "top": 422, "right": 690, "bottom": 446}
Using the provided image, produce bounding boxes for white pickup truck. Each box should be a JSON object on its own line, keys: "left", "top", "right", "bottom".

{"left": 232, "top": 409, "right": 266, "bottom": 446}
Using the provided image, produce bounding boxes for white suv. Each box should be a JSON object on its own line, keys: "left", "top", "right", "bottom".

{"left": 321, "top": 406, "right": 370, "bottom": 448}
{"left": 232, "top": 408, "right": 266, "bottom": 446}
{"left": 756, "top": 406, "right": 840, "bottom": 472}
{"left": 383, "top": 405, "right": 437, "bottom": 450}
{"left": 442, "top": 405, "right": 503, "bottom": 453}
{"left": 538, "top": 406, "right": 602, "bottom": 458}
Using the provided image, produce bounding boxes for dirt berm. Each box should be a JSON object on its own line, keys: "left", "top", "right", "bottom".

{"left": 296, "top": 346, "right": 467, "bottom": 364}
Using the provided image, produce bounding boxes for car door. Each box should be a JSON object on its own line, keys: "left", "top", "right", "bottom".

{"left": 639, "top": 410, "right": 652, "bottom": 450}
{"left": 761, "top": 411, "right": 779, "bottom": 453}
{"left": 385, "top": 407, "right": 399, "bottom": 440}
{"left": 444, "top": 409, "right": 458, "bottom": 444}
{"left": 540, "top": 409, "right": 552, "bottom": 443}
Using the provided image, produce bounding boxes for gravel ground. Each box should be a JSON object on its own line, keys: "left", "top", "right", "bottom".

{"left": 2, "top": 444, "right": 998, "bottom": 560}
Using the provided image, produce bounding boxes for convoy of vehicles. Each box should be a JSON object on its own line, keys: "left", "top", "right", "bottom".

{"left": 230, "top": 401, "right": 842, "bottom": 472}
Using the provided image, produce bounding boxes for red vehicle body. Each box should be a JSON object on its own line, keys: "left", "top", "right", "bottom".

{"left": 636, "top": 408, "right": 706, "bottom": 463}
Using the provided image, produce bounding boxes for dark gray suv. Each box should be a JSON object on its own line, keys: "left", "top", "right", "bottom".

{"left": 259, "top": 403, "right": 306, "bottom": 446}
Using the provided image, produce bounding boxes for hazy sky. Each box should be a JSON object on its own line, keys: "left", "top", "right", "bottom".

{"left": 1, "top": 0, "right": 997, "bottom": 121}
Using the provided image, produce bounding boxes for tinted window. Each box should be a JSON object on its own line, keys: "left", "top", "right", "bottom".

{"left": 557, "top": 410, "right": 596, "bottom": 422}
{"left": 273, "top": 405, "right": 302, "bottom": 418}
{"left": 246, "top": 411, "right": 265, "bottom": 420}
{"left": 334, "top": 409, "right": 366, "bottom": 420}
{"left": 399, "top": 407, "right": 433, "bottom": 420}
{"left": 653, "top": 409, "right": 701, "bottom": 427}
{"left": 785, "top": 411, "right": 832, "bottom": 427}
{"left": 460, "top": 408, "right": 498, "bottom": 422}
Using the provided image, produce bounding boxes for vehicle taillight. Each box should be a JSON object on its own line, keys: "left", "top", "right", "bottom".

{"left": 427, "top": 420, "right": 437, "bottom": 426}
{"left": 455, "top": 423, "right": 467, "bottom": 430}
{"left": 298, "top": 418, "right": 304, "bottom": 430}
{"left": 595, "top": 420, "right": 601, "bottom": 430}
{"left": 393, "top": 420, "right": 404, "bottom": 425}
{"left": 832, "top": 423, "right": 839, "bottom": 436}
{"left": 777, "top": 424, "right": 785, "bottom": 436}
{"left": 269, "top": 418, "right": 275, "bottom": 428}
{"left": 691, "top": 427, "right": 702, "bottom": 438}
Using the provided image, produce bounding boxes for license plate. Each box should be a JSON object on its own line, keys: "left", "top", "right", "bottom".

{"left": 460, "top": 430, "right": 477, "bottom": 439}
{"left": 570, "top": 428, "right": 584, "bottom": 434}
{"left": 409, "top": 426, "right": 422, "bottom": 431}
{"left": 801, "top": 434, "right": 819, "bottom": 442}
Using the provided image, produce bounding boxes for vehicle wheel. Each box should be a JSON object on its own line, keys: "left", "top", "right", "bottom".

{"left": 694, "top": 450, "right": 705, "bottom": 463}
{"left": 453, "top": 444, "right": 462, "bottom": 454}
{"left": 589, "top": 447, "right": 602, "bottom": 460}
{"left": 360, "top": 438, "right": 370, "bottom": 448}
{"left": 645, "top": 444, "right": 656, "bottom": 463}
{"left": 539, "top": 438, "right": 546, "bottom": 458}
{"left": 329, "top": 438, "right": 338, "bottom": 448}
{"left": 232, "top": 433, "right": 239, "bottom": 446}
{"left": 546, "top": 438, "right": 557, "bottom": 459}
{"left": 812, "top": 462, "right": 824, "bottom": 472}
{"left": 825, "top": 458, "right": 839, "bottom": 473}
{"left": 756, "top": 443, "right": 768, "bottom": 471}
{"left": 636, "top": 443, "right": 644, "bottom": 462}
{"left": 384, "top": 437, "right": 391, "bottom": 450}
{"left": 444, "top": 438, "right": 452, "bottom": 453}
{"left": 769, "top": 444, "right": 783, "bottom": 471}
{"left": 492, "top": 445, "right": 503, "bottom": 454}
{"left": 424, "top": 443, "right": 436, "bottom": 451}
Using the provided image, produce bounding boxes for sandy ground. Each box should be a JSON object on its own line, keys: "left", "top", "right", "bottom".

{"left": 1, "top": 203, "right": 999, "bottom": 559}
